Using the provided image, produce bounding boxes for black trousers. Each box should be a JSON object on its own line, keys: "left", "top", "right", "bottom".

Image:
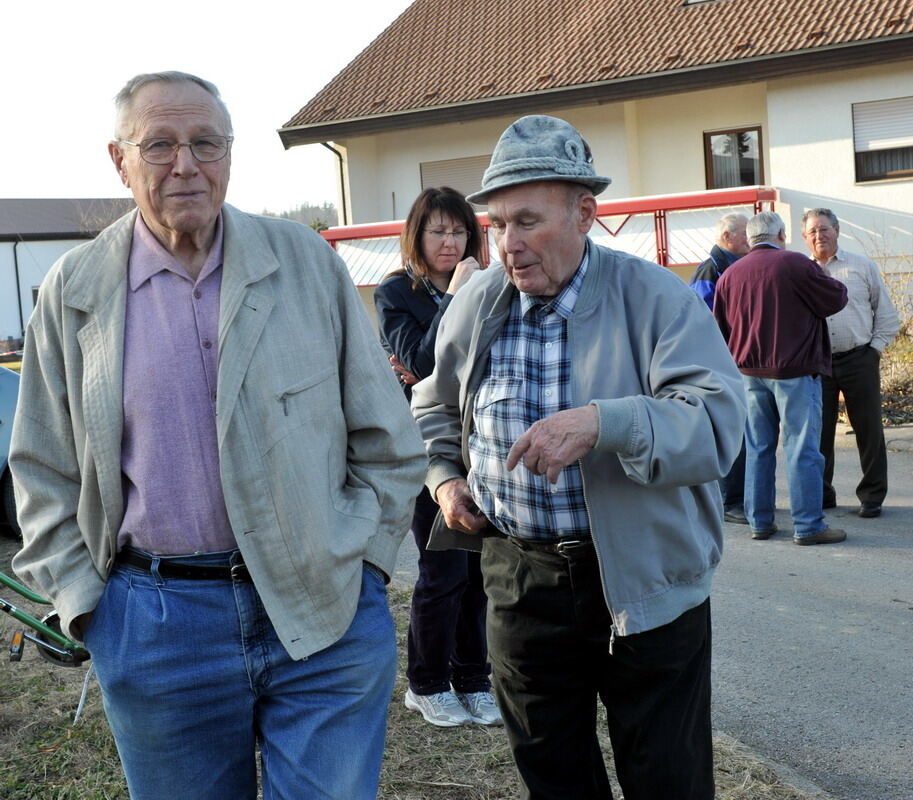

{"left": 820, "top": 345, "right": 888, "bottom": 506}
{"left": 482, "top": 536, "right": 714, "bottom": 800}
{"left": 407, "top": 487, "right": 490, "bottom": 695}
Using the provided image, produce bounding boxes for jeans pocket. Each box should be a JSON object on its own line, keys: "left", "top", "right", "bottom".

{"left": 363, "top": 561, "right": 388, "bottom": 586}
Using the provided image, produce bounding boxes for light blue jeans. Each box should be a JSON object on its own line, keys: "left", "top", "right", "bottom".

{"left": 84, "top": 550, "right": 396, "bottom": 800}
{"left": 742, "top": 375, "right": 827, "bottom": 538}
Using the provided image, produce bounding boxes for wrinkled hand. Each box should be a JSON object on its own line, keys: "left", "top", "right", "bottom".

{"left": 507, "top": 405, "right": 599, "bottom": 484}
{"left": 435, "top": 478, "right": 488, "bottom": 534}
{"left": 389, "top": 354, "right": 419, "bottom": 385}
{"left": 447, "top": 257, "right": 484, "bottom": 295}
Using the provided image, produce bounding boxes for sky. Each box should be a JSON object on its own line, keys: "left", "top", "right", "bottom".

{"left": 2, "top": 1, "right": 414, "bottom": 214}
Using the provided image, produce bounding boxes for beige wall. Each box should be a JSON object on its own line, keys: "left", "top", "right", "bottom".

{"left": 337, "top": 85, "right": 771, "bottom": 223}
{"left": 338, "top": 104, "right": 632, "bottom": 224}
{"left": 631, "top": 84, "right": 769, "bottom": 195}
{"left": 765, "top": 60, "right": 913, "bottom": 268}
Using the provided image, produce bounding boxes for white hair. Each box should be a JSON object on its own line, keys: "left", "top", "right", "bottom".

{"left": 717, "top": 213, "right": 748, "bottom": 241}
{"left": 746, "top": 211, "right": 786, "bottom": 245}
{"left": 114, "top": 71, "right": 233, "bottom": 139}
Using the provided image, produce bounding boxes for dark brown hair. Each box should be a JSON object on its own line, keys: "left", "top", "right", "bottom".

{"left": 400, "top": 187, "right": 484, "bottom": 284}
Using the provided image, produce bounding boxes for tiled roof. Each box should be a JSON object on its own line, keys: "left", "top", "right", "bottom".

{"left": 282, "top": 0, "right": 913, "bottom": 136}
{"left": 0, "top": 198, "right": 135, "bottom": 240}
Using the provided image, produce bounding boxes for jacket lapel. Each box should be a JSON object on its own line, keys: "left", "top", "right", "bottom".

{"left": 66, "top": 211, "right": 135, "bottom": 537}
{"left": 216, "top": 206, "right": 279, "bottom": 447}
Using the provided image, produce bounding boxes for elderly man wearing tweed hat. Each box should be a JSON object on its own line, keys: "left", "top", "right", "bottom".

{"left": 412, "top": 115, "right": 746, "bottom": 799}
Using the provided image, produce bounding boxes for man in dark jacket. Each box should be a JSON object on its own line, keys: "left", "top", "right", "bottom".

{"left": 690, "top": 213, "right": 751, "bottom": 524}
{"left": 714, "top": 211, "right": 849, "bottom": 545}
{"left": 689, "top": 212, "right": 750, "bottom": 310}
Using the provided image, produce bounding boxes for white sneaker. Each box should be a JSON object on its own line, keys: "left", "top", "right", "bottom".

{"left": 455, "top": 690, "right": 503, "bottom": 726}
{"left": 404, "top": 688, "right": 472, "bottom": 727}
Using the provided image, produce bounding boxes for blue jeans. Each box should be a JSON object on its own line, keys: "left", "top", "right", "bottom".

{"left": 742, "top": 375, "right": 826, "bottom": 537}
{"left": 84, "top": 550, "right": 396, "bottom": 800}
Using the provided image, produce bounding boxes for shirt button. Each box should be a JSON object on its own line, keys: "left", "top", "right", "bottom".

{"left": 194, "top": 289, "right": 202, "bottom": 299}
{"left": 544, "top": 389, "right": 553, "bottom": 397}
{"left": 551, "top": 486, "right": 559, "bottom": 494}
{"left": 545, "top": 342, "right": 553, "bottom": 349}
{"left": 202, "top": 340, "right": 213, "bottom": 349}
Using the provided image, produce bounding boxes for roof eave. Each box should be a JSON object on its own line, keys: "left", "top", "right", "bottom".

{"left": 278, "top": 35, "right": 913, "bottom": 148}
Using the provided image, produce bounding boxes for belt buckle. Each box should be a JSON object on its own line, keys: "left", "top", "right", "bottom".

{"left": 555, "top": 539, "right": 584, "bottom": 557}
{"left": 230, "top": 563, "right": 249, "bottom": 582}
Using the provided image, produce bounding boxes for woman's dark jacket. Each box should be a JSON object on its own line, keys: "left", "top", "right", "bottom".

{"left": 373, "top": 270, "right": 451, "bottom": 399}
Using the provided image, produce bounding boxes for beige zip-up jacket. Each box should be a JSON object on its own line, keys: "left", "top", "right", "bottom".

{"left": 11, "top": 205, "right": 427, "bottom": 658}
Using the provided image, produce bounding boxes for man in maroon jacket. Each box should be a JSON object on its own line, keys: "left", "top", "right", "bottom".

{"left": 714, "top": 211, "right": 849, "bottom": 545}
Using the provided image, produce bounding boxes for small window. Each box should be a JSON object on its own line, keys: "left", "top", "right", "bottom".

{"left": 852, "top": 96, "right": 913, "bottom": 182}
{"left": 703, "top": 127, "right": 763, "bottom": 189}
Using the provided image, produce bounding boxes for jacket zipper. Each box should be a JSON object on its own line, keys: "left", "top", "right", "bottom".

{"left": 578, "top": 456, "right": 616, "bottom": 655}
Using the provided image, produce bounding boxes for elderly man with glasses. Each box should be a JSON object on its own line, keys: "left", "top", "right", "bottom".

{"left": 10, "top": 71, "right": 426, "bottom": 799}
{"left": 801, "top": 208, "right": 900, "bottom": 518}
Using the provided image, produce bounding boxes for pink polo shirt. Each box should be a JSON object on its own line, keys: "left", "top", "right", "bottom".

{"left": 117, "top": 213, "right": 237, "bottom": 555}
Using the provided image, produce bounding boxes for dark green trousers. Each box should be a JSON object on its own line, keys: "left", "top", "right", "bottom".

{"left": 482, "top": 536, "right": 714, "bottom": 800}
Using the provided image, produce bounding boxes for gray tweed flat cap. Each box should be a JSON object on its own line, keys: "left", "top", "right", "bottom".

{"left": 466, "top": 115, "right": 611, "bottom": 204}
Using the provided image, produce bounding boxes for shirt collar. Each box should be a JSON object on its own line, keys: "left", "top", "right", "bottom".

{"left": 817, "top": 246, "right": 847, "bottom": 266}
{"left": 520, "top": 249, "right": 589, "bottom": 320}
{"left": 129, "top": 212, "right": 225, "bottom": 291}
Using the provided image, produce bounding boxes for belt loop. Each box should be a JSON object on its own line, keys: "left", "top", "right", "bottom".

{"left": 150, "top": 556, "right": 164, "bottom": 587}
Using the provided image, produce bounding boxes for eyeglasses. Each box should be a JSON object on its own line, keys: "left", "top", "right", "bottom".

{"left": 117, "top": 135, "right": 233, "bottom": 164}
{"left": 804, "top": 227, "right": 835, "bottom": 236}
{"left": 424, "top": 228, "right": 469, "bottom": 241}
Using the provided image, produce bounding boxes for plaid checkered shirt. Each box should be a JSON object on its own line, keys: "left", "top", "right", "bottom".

{"left": 468, "top": 253, "right": 592, "bottom": 541}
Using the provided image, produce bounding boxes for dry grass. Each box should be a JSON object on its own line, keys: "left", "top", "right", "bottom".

{"left": 0, "top": 538, "right": 826, "bottom": 799}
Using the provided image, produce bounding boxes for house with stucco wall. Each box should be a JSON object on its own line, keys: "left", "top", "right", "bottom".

{"left": 278, "top": 0, "right": 913, "bottom": 313}
{"left": 0, "top": 198, "right": 135, "bottom": 342}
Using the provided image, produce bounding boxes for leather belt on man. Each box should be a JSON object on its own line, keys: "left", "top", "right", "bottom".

{"left": 115, "top": 549, "right": 253, "bottom": 582}
{"left": 832, "top": 344, "right": 869, "bottom": 360}
{"left": 508, "top": 537, "right": 594, "bottom": 559}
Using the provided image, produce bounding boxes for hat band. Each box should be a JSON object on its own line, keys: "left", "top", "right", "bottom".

{"left": 484, "top": 155, "right": 598, "bottom": 182}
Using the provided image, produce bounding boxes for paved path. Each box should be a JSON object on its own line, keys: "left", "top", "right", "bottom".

{"left": 392, "top": 427, "right": 913, "bottom": 799}
{"left": 713, "top": 442, "right": 913, "bottom": 800}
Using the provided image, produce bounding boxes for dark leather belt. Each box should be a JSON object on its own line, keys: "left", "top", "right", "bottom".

{"left": 115, "top": 550, "right": 252, "bottom": 582}
{"left": 509, "top": 537, "right": 594, "bottom": 558}
{"left": 833, "top": 344, "right": 868, "bottom": 360}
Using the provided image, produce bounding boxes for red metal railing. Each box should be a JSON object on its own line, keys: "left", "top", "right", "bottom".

{"left": 321, "top": 186, "right": 778, "bottom": 281}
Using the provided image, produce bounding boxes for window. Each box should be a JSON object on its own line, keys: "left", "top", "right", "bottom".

{"left": 420, "top": 155, "right": 491, "bottom": 207}
{"left": 852, "top": 96, "right": 913, "bottom": 182}
{"left": 703, "top": 127, "right": 763, "bottom": 190}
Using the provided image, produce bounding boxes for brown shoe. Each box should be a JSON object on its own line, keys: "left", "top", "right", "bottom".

{"left": 751, "top": 524, "right": 778, "bottom": 540}
{"left": 793, "top": 527, "right": 847, "bottom": 546}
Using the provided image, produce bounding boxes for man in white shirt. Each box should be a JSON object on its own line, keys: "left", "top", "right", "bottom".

{"left": 802, "top": 208, "right": 900, "bottom": 518}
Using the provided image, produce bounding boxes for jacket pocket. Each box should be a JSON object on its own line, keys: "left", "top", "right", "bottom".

{"left": 471, "top": 377, "right": 528, "bottom": 444}
{"left": 275, "top": 367, "right": 336, "bottom": 416}
{"left": 261, "top": 366, "right": 339, "bottom": 454}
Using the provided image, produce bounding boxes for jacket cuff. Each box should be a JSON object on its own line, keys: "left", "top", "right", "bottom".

{"left": 591, "top": 398, "right": 637, "bottom": 455}
{"left": 52, "top": 573, "right": 108, "bottom": 642}
{"left": 425, "top": 457, "right": 465, "bottom": 502}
